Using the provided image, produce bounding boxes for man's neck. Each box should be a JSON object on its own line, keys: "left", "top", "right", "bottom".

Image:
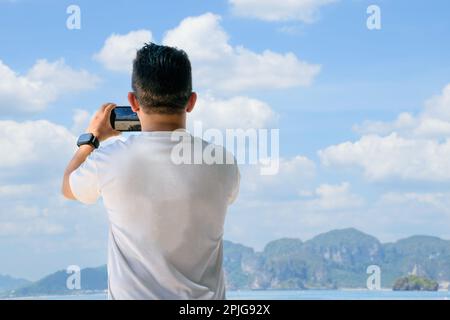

{"left": 139, "top": 112, "right": 186, "bottom": 132}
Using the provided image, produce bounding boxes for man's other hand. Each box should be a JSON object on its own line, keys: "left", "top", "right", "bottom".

{"left": 87, "top": 103, "right": 121, "bottom": 142}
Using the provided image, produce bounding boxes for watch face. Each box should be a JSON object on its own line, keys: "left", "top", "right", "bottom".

{"left": 77, "top": 133, "right": 99, "bottom": 148}
{"left": 78, "top": 133, "right": 93, "bottom": 145}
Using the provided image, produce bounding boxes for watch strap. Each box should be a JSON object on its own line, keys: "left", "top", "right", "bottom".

{"left": 77, "top": 133, "right": 100, "bottom": 149}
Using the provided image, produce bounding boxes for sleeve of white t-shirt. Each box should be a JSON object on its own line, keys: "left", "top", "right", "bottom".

{"left": 69, "top": 152, "right": 101, "bottom": 205}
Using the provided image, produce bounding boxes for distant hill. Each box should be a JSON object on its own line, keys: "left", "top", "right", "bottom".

{"left": 382, "top": 235, "right": 450, "bottom": 284}
{"left": 2, "top": 266, "right": 107, "bottom": 298}
{"left": 0, "top": 275, "right": 30, "bottom": 293}
{"left": 2, "top": 228, "right": 450, "bottom": 297}
{"left": 223, "top": 228, "right": 450, "bottom": 290}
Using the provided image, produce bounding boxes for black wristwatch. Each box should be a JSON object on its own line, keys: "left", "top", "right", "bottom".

{"left": 77, "top": 133, "right": 100, "bottom": 149}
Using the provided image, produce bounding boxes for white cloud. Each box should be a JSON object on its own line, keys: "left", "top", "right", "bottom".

{"left": 163, "top": 13, "right": 320, "bottom": 92}
{"left": 164, "top": 14, "right": 232, "bottom": 62}
{"left": 188, "top": 94, "right": 278, "bottom": 130}
{"left": 0, "top": 221, "right": 65, "bottom": 237}
{"left": 95, "top": 14, "right": 320, "bottom": 92}
{"left": 93, "top": 30, "right": 153, "bottom": 72}
{"left": 0, "top": 204, "right": 65, "bottom": 237}
{"left": 0, "top": 119, "right": 108, "bottom": 278}
{"left": 226, "top": 185, "right": 450, "bottom": 250}
{"left": 229, "top": 0, "right": 337, "bottom": 22}
{"left": 0, "top": 59, "right": 99, "bottom": 113}
{"left": 225, "top": 180, "right": 368, "bottom": 250}
{"left": 320, "top": 84, "right": 450, "bottom": 182}
{"left": 0, "top": 120, "right": 76, "bottom": 169}
{"left": 304, "top": 182, "right": 365, "bottom": 210}
{"left": 354, "top": 84, "right": 450, "bottom": 139}
{"left": 319, "top": 133, "right": 450, "bottom": 182}
{"left": 241, "top": 155, "right": 316, "bottom": 199}
{"left": 379, "top": 192, "right": 450, "bottom": 214}
{"left": 0, "top": 184, "right": 36, "bottom": 197}
{"left": 70, "top": 109, "right": 91, "bottom": 135}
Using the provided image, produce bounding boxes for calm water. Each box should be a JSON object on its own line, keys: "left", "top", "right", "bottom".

{"left": 19, "top": 290, "right": 450, "bottom": 300}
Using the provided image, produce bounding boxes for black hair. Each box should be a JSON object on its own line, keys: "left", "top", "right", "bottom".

{"left": 132, "top": 43, "right": 192, "bottom": 114}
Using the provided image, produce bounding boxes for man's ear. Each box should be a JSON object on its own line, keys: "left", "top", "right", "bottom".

{"left": 186, "top": 92, "right": 197, "bottom": 113}
{"left": 128, "top": 92, "right": 140, "bottom": 112}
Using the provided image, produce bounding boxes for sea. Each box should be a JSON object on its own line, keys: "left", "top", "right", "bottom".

{"left": 14, "top": 290, "right": 450, "bottom": 300}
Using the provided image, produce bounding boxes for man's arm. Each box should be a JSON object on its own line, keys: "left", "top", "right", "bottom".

{"left": 61, "top": 103, "right": 121, "bottom": 200}
{"left": 62, "top": 145, "right": 95, "bottom": 200}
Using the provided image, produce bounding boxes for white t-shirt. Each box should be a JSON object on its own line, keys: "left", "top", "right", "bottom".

{"left": 69, "top": 130, "right": 240, "bottom": 300}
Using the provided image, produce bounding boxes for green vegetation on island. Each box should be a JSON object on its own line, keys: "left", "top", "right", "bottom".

{"left": 393, "top": 275, "right": 439, "bottom": 291}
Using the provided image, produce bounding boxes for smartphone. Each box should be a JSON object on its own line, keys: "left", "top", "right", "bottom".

{"left": 110, "top": 106, "right": 141, "bottom": 132}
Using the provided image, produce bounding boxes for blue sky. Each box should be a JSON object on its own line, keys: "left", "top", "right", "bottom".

{"left": 1, "top": 0, "right": 450, "bottom": 280}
